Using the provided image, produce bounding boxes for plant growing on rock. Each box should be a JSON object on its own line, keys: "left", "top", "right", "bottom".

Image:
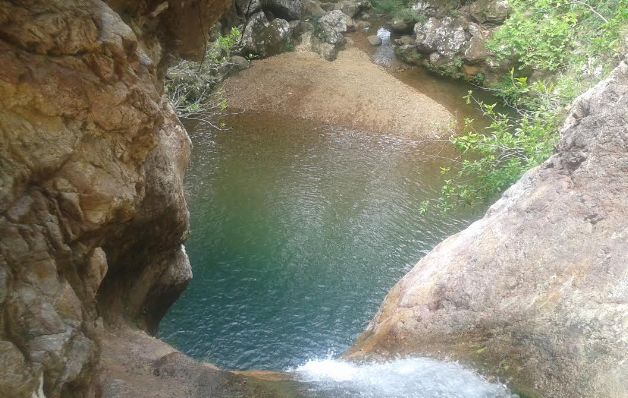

{"left": 166, "top": 27, "right": 243, "bottom": 129}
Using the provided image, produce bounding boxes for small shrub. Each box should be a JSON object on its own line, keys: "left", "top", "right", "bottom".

{"left": 165, "top": 26, "right": 243, "bottom": 129}
{"left": 426, "top": 0, "right": 627, "bottom": 211}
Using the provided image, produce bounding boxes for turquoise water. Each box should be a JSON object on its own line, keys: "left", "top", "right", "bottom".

{"left": 160, "top": 113, "right": 480, "bottom": 371}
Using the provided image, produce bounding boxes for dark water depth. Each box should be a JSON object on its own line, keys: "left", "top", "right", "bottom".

{"left": 160, "top": 114, "right": 481, "bottom": 371}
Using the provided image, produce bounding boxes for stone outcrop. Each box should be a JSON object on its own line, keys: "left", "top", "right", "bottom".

{"left": 0, "top": 0, "right": 230, "bottom": 396}
{"left": 394, "top": 0, "right": 511, "bottom": 83}
{"left": 241, "top": 11, "right": 292, "bottom": 57}
{"left": 299, "top": 9, "right": 355, "bottom": 60}
{"left": 348, "top": 60, "right": 628, "bottom": 398}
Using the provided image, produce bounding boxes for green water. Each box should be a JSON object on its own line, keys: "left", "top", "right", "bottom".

{"left": 160, "top": 113, "right": 481, "bottom": 371}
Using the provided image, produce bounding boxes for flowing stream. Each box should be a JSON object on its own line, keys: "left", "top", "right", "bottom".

{"left": 160, "top": 36, "right": 514, "bottom": 396}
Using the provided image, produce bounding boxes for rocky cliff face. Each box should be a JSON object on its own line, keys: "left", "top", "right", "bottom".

{"left": 0, "top": 0, "right": 229, "bottom": 396}
{"left": 348, "top": 59, "right": 628, "bottom": 398}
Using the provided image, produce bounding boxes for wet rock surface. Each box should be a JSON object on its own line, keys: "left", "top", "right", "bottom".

{"left": 349, "top": 60, "right": 628, "bottom": 398}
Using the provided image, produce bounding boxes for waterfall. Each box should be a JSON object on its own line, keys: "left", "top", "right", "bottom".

{"left": 293, "top": 357, "right": 517, "bottom": 398}
{"left": 377, "top": 27, "right": 392, "bottom": 45}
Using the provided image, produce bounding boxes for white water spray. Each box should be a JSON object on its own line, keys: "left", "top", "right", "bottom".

{"left": 293, "top": 357, "right": 517, "bottom": 398}
{"left": 376, "top": 27, "right": 392, "bottom": 44}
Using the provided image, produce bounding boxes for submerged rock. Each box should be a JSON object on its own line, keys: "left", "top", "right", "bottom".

{"left": 349, "top": 60, "right": 628, "bottom": 398}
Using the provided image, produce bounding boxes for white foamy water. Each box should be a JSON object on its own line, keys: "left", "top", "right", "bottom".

{"left": 293, "top": 358, "right": 517, "bottom": 398}
{"left": 377, "top": 27, "right": 392, "bottom": 44}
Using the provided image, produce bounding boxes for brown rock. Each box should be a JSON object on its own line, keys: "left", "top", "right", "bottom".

{"left": 349, "top": 60, "right": 628, "bottom": 398}
{"left": 0, "top": 0, "right": 228, "bottom": 396}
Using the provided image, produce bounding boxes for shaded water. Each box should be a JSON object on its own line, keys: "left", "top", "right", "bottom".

{"left": 160, "top": 113, "right": 483, "bottom": 371}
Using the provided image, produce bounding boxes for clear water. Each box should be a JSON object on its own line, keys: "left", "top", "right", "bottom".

{"left": 294, "top": 358, "right": 516, "bottom": 398}
{"left": 160, "top": 113, "right": 482, "bottom": 371}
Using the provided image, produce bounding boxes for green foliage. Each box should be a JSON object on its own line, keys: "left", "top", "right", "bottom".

{"left": 371, "top": 0, "right": 406, "bottom": 14}
{"left": 214, "top": 26, "right": 242, "bottom": 58}
{"left": 426, "top": 0, "right": 627, "bottom": 211}
{"left": 165, "top": 26, "right": 242, "bottom": 129}
{"left": 371, "top": 0, "right": 424, "bottom": 22}
{"left": 488, "top": 0, "right": 627, "bottom": 72}
{"left": 431, "top": 78, "right": 559, "bottom": 210}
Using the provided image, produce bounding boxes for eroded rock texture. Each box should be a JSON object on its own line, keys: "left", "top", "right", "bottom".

{"left": 349, "top": 60, "right": 628, "bottom": 398}
{"left": 0, "top": 0, "right": 229, "bottom": 396}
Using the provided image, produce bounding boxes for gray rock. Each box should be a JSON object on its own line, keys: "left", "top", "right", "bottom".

{"left": 367, "top": 35, "right": 382, "bottom": 46}
{"left": 309, "top": 33, "right": 342, "bottom": 61}
{"left": 241, "top": 12, "right": 292, "bottom": 57}
{"left": 349, "top": 60, "right": 628, "bottom": 398}
{"left": 317, "top": 10, "right": 353, "bottom": 45}
{"left": 414, "top": 16, "right": 469, "bottom": 56}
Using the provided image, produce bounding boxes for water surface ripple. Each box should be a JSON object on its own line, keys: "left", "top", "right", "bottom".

{"left": 161, "top": 113, "right": 481, "bottom": 371}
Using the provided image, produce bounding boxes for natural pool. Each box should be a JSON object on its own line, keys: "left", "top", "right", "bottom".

{"left": 160, "top": 113, "right": 483, "bottom": 371}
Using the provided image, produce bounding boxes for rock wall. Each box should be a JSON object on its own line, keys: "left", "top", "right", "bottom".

{"left": 0, "top": 0, "right": 229, "bottom": 396}
{"left": 348, "top": 59, "right": 628, "bottom": 398}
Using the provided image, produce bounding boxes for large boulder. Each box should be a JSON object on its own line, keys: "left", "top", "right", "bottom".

{"left": 406, "top": 15, "right": 508, "bottom": 82}
{"left": 349, "top": 60, "right": 628, "bottom": 398}
{"left": 462, "top": 23, "right": 492, "bottom": 63}
{"left": 317, "top": 9, "right": 353, "bottom": 44}
{"left": 241, "top": 12, "right": 292, "bottom": 57}
{"left": 414, "top": 16, "right": 469, "bottom": 56}
{"left": 297, "top": 9, "right": 353, "bottom": 60}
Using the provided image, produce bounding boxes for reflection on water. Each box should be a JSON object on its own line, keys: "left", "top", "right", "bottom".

{"left": 160, "top": 113, "right": 482, "bottom": 371}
